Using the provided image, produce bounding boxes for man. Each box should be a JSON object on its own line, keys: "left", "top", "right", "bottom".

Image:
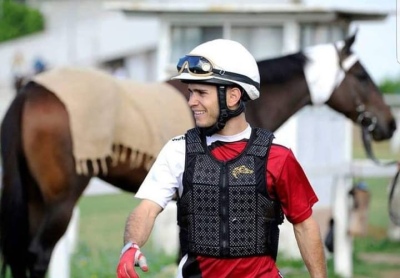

{"left": 116, "top": 39, "right": 327, "bottom": 278}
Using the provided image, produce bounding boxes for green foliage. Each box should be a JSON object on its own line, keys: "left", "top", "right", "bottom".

{"left": 0, "top": 0, "right": 45, "bottom": 43}
{"left": 379, "top": 77, "right": 400, "bottom": 94}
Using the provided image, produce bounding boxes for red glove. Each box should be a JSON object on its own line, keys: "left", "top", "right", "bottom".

{"left": 116, "top": 242, "right": 148, "bottom": 278}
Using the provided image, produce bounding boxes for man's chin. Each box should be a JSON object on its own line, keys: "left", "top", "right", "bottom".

{"left": 196, "top": 123, "right": 214, "bottom": 129}
{"left": 195, "top": 121, "right": 209, "bottom": 128}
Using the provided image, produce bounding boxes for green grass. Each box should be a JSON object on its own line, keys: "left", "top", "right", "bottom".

{"left": 70, "top": 193, "right": 177, "bottom": 278}
{"left": 69, "top": 127, "right": 400, "bottom": 277}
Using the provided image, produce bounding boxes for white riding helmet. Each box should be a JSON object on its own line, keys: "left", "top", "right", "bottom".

{"left": 171, "top": 39, "right": 260, "bottom": 101}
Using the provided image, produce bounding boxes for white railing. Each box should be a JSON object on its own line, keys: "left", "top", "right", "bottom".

{"left": 48, "top": 208, "right": 80, "bottom": 278}
{"left": 314, "top": 161, "right": 398, "bottom": 278}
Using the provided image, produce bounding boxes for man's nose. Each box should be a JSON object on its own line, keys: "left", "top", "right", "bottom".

{"left": 188, "top": 93, "right": 198, "bottom": 106}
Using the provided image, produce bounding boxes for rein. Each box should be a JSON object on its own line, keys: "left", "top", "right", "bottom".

{"left": 389, "top": 168, "right": 400, "bottom": 226}
{"left": 360, "top": 126, "right": 397, "bottom": 166}
{"left": 361, "top": 125, "right": 400, "bottom": 226}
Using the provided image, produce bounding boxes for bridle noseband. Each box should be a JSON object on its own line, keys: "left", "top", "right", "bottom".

{"left": 356, "top": 104, "right": 377, "bottom": 133}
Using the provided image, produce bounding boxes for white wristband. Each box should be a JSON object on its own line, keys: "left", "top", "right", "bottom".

{"left": 120, "top": 241, "right": 140, "bottom": 256}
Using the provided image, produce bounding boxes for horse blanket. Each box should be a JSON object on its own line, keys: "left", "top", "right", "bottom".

{"left": 32, "top": 67, "right": 193, "bottom": 174}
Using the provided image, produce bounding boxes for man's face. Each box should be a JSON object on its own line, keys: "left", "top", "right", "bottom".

{"left": 187, "top": 83, "right": 219, "bottom": 128}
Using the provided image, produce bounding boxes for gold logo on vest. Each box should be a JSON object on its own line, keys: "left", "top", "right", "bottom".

{"left": 232, "top": 165, "right": 253, "bottom": 179}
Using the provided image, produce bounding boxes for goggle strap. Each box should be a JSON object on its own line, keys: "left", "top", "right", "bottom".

{"left": 212, "top": 70, "right": 260, "bottom": 90}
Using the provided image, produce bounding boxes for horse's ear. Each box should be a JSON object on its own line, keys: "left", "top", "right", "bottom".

{"left": 343, "top": 31, "right": 357, "bottom": 54}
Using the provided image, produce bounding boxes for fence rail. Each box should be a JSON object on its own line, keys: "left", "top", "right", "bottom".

{"left": 384, "top": 94, "right": 400, "bottom": 107}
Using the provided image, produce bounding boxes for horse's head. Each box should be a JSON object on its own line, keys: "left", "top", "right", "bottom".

{"left": 304, "top": 33, "right": 396, "bottom": 141}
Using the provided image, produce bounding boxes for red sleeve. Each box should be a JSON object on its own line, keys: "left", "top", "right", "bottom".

{"left": 266, "top": 144, "right": 318, "bottom": 224}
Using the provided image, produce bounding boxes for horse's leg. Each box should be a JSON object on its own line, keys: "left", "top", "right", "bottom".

{"left": 21, "top": 86, "right": 91, "bottom": 277}
{"left": 27, "top": 185, "right": 89, "bottom": 278}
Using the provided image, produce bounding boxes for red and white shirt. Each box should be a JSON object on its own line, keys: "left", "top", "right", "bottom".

{"left": 135, "top": 125, "right": 318, "bottom": 278}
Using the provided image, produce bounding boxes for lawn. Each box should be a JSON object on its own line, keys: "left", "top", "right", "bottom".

{"left": 70, "top": 124, "right": 400, "bottom": 277}
{"left": 70, "top": 193, "right": 177, "bottom": 278}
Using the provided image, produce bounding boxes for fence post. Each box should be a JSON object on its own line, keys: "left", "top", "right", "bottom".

{"left": 333, "top": 175, "right": 353, "bottom": 278}
{"left": 48, "top": 207, "right": 80, "bottom": 278}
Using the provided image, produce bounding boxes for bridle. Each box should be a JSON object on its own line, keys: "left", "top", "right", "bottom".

{"left": 334, "top": 44, "right": 382, "bottom": 156}
{"left": 334, "top": 44, "right": 378, "bottom": 133}
{"left": 335, "top": 53, "right": 397, "bottom": 166}
{"left": 336, "top": 44, "right": 399, "bottom": 226}
{"left": 356, "top": 105, "right": 377, "bottom": 133}
{"left": 336, "top": 45, "right": 395, "bottom": 164}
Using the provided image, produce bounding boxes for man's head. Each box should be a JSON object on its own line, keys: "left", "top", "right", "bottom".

{"left": 171, "top": 39, "right": 260, "bottom": 135}
{"left": 187, "top": 83, "right": 243, "bottom": 129}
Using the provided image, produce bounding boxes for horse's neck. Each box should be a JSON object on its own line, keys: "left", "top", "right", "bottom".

{"left": 246, "top": 76, "right": 311, "bottom": 132}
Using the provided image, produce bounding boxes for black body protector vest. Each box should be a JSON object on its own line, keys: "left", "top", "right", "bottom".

{"left": 177, "top": 127, "right": 284, "bottom": 259}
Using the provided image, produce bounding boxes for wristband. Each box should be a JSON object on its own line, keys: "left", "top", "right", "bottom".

{"left": 120, "top": 241, "right": 140, "bottom": 256}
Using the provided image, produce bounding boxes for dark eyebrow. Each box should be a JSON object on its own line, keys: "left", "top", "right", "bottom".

{"left": 188, "top": 88, "right": 209, "bottom": 94}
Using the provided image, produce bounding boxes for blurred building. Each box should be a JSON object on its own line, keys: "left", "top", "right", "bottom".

{"left": 0, "top": 0, "right": 390, "bottom": 86}
{"left": 0, "top": 0, "right": 159, "bottom": 87}
{"left": 0, "top": 0, "right": 158, "bottom": 119}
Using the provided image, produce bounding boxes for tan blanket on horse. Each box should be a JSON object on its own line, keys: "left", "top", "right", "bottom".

{"left": 32, "top": 67, "right": 193, "bottom": 175}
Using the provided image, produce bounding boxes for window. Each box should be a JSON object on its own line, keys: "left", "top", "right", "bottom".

{"left": 170, "top": 25, "right": 283, "bottom": 64}
{"left": 300, "top": 23, "right": 346, "bottom": 48}
{"left": 231, "top": 26, "right": 284, "bottom": 60}
{"left": 170, "top": 26, "right": 223, "bottom": 63}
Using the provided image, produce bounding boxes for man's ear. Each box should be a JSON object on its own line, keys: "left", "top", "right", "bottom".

{"left": 226, "top": 87, "right": 242, "bottom": 108}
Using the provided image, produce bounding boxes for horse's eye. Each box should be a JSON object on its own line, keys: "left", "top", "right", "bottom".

{"left": 356, "top": 72, "right": 369, "bottom": 81}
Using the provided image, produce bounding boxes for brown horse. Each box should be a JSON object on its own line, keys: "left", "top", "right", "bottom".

{"left": 0, "top": 34, "right": 396, "bottom": 278}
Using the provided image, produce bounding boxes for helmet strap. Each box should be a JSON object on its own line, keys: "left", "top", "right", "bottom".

{"left": 201, "top": 85, "right": 246, "bottom": 136}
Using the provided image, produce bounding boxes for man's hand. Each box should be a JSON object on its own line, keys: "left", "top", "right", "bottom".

{"left": 116, "top": 242, "right": 148, "bottom": 278}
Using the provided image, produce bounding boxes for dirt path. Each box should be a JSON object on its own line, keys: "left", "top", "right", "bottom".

{"left": 357, "top": 252, "right": 400, "bottom": 278}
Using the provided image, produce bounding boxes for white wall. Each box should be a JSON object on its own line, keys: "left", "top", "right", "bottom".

{"left": 296, "top": 106, "right": 352, "bottom": 207}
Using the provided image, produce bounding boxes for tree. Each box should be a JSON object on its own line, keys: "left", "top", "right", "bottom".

{"left": 0, "top": 0, "right": 44, "bottom": 43}
{"left": 379, "top": 77, "right": 400, "bottom": 95}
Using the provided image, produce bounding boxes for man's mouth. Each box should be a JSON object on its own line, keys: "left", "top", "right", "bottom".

{"left": 193, "top": 111, "right": 205, "bottom": 116}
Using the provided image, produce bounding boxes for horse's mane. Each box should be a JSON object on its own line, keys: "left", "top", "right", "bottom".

{"left": 257, "top": 52, "right": 307, "bottom": 84}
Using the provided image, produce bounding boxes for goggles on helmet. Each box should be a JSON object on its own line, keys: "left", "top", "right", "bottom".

{"left": 176, "top": 55, "right": 260, "bottom": 89}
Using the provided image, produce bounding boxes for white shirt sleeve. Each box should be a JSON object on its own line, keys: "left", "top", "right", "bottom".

{"left": 134, "top": 136, "right": 186, "bottom": 209}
